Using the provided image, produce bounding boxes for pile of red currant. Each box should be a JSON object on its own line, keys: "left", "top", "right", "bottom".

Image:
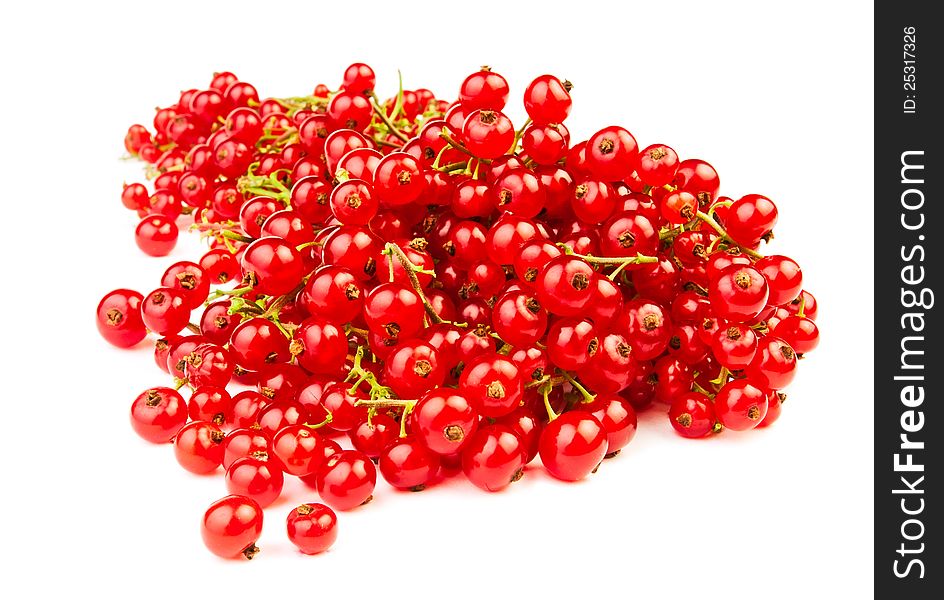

{"left": 98, "top": 64, "right": 820, "bottom": 559}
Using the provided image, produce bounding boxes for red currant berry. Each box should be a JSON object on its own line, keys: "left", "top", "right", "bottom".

{"left": 535, "top": 255, "right": 595, "bottom": 316}
{"left": 411, "top": 388, "right": 479, "bottom": 455}
{"left": 491, "top": 291, "right": 549, "bottom": 347}
{"left": 97, "top": 289, "right": 146, "bottom": 348}
{"left": 724, "top": 194, "right": 778, "bottom": 245}
{"left": 286, "top": 503, "right": 338, "bottom": 555}
{"left": 201, "top": 495, "right": 263, "bottom": 559}
{"left": 462, "top": 110, "right": 514, "bottom": 159}
{"left": 708, "top": 265, "right": 770, "bottom": 323}
{"left": 223, "top": 427, "right": 272, "bottom": 469}
{"left": 712, "top": 323, "right": 759, "bottom": 370}
{"left": 141, "top": 287, "right": 190, "bottom": 336}
{"left": 772, "top": 315, "right": 819, "bottom": 354}
{"left": 135, "top": 214, "right": 178, "bottom": 256}
{"left": 174, "top": 420, "right": 225, "bottom": 474}
{"left": 459, "top": 68, "right": 509, "bottom": 111}
{"left": 363, "top": 283, "right": 425, "bottom": 341}
{"left": 384, "top": 340, "right": 445, "bottom": 398}
{"left": 714, "top": 379, "right": 769, "bottom": 431}
{"left": 343, "top": 62, "right": 376, "bottom": 92}
{"left": 579, "top": 394, "right": 637, "bottom": 454}
{"left": 755, "top": 255, "right": 803, "bottom": 306}
{"left": 272, "top": 425, "right": 326, "bottom": 477}
{"left": 316, "top": 450, "right": 376, "bottom": 511}
{"left": 349, "top": 413, "right": 400, "bottom": 459}
{"left": 240, "top": 237, "right": 307, "bottom": 296}
{"left": 459, "top": 353, "right": 523, "bottom": 418}
{"left": 228, "top": 317, "right": 290, "bottom": 371}
{"left": 745, "top": 337, "right": 798, "bottom": 390}
{"left": 547, "top": 318, "right": 599, "bottom": 371}
{"left": 225, "top": 452, "right": 284, "bottom": 508}
{"left": 585, "top": 126, "right": 639, "bottom": 181}
{"left": 129, "top": 387, "right": 187, "bottom": 443}
{"left": 292, "top": 317, "right": 348, "bottom": 375}
{"left": 188, "top": 386, "right": 231, "bottom": 424}
{"left": 668, "top": 392, "right": 717, "bottom": 438}
{"left": 379, "top": 436, "right": 442, "bottom": 491}
{"left": 523, "top": 74, "right": 572, "bottom": 125}
{"left": 461, "top": 425, "right": 526, "bottom": 492}
{"left": 539, "top": 411, "right": 608, "bottom": 481}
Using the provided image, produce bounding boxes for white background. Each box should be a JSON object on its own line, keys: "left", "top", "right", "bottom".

{"left": 1, "top": 1, "right": 874, "bottom": 598}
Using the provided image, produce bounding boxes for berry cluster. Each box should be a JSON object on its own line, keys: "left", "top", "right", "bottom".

{"left": 99, "top": 64, "right": 820, "bottom": 559}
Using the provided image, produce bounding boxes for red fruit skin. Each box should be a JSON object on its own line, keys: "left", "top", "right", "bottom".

{"left": 714, "top": 379, "right": 769, "bottom": 431}
{"left": 410, "top": 388, "right": 480, "bottom": 456}
{"left": 225, "top": 455, "right": 284, "bottom": 508}
{"left": 129, "top": 387, "right": 188, "bottom": 444}
{"left": 461, "top": 425, "right": 527, "bottom": 492}
{"left": 458, "top": 353, "right": 524, "bottom": 419}
{"left": 378, "top": 436, "right": 442, "bottom": 490}
{"left": 316, "top": 450, "right": 377, "bottom": 511}
{"left": 579, "top": 395, "right": 637, "bottom": 454}
{"left": 97, "top": 289, "right": 146, "bottom": 348}
{"left": 539, "top": 411, "right": 608, "bottom": 481}
{"left": 201, "top": 495, "right": 263, "bottom": 559}
{"left": 286, "top": 503, "right": 338, "bottom": 555}
{"left": 668, "top": 392, "right": 717, "bottom": 439}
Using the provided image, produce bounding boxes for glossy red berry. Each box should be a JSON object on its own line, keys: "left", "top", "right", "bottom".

{"left": 363, "top": 283, "right": 425, "bottom": 341}
{"left": 755, "top": 255, "right": 803, "bottom": 306}
{"left": 709, "top": 265, "right": 769, "bottom": 323}
{"left": 523, "top": 74, "right": 571, "bottom": 125}
{"left": 459, "top": 353, "right": 523, "bottom": 418}
{"left": 240, "top": 237, "right": 307, "bottom": 296}
{"left": 174, "top": 420, "right": 225, "bottom": 474}
{"left": 378, "top": 436, "right": 442, "bottom": 490}
{"left": 491, "top": 291, "right": 548, "bottom": 347}
{"left": 579, "top": 394, "right": 637, "bottom": 454}
{"left": 292, "top": 317, "right": 348, "bottom": 374}
{"left": 668, "top": 392, "right": 717, "bottom": 438}
{"left": 535, "top": 255, "right": 595, "bottom": 316}
{"left": 459, "top": 68, "right": 509, "bottom": 111}
{"left": 462, "top": 110, "right": 514, "bottom": 159}
{"left": 373, "top": 153, "right": 425, "bottom": 207}
{"left": 585, "top": 126, "right": 639, "bottom": 181}
{"left": 135, "top": 214, "right": 178, "bottom": 256}
{"left": 316, "top": 450, "right": 376, "bottom": 511}
{"left": 745, "top": 337, "right": 798, "bottom": 390}
{"left": 410, "top": 388, "right": 479, "bottom": 455}
{"left": 714, "top": 379, "right": 769, "bottom": 431}
{"left": 772, "top": 315, "right": 819, "bottom": 354}
{"left": 141, "top": 287, "right": 190, "bottom": 336}
{"left": 461, "top": 425, "right": 526, "bottom": 492}
{"left": 225, "top": 452, "right": 284, "bottom": 508}
{"left": 384, "top": 340, "right": 445, "bottom": 398}
{"left": 272, "top": 425, "right": 326, "bottom": 477}
{"left": 97, "top": 289, "right": 146, "bottom": 348}
{"left": 201, "top": 495, "right": 263, "bottom": 559}
{"left": 286, "top": 503, "right": 338, "bottom": 555}
{"left": 539, "top": 411, "right": 608, "bottom": 481}
{"left": 129, "top": 387, "right": 188, "bottom": 443}
{"left": 546, "top": 318, "right": 599, "bottom": 371}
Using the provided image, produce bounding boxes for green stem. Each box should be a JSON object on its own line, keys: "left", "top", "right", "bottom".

{"left": 694, "top": 211, "right": 763, "bottom": 260}
{"left": 221, "top": 230, "right": 254, "bottom": 244}
{"left": 540, "top": 383, "right": 559, "bottom": 422}
{"left": 384, "top": 243, "right": 443, "bottom": 325}
{"left": 304, "top": 414, "right": 333, "bottom": 430}
{"left": 561, "top": 371, "right": 595, "bottom": 403}
{"left": 369, "top": 96, "right": 411, "bottom": 143}
{"left": 558, "top": 243, "right": 659, "bottom": 266}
